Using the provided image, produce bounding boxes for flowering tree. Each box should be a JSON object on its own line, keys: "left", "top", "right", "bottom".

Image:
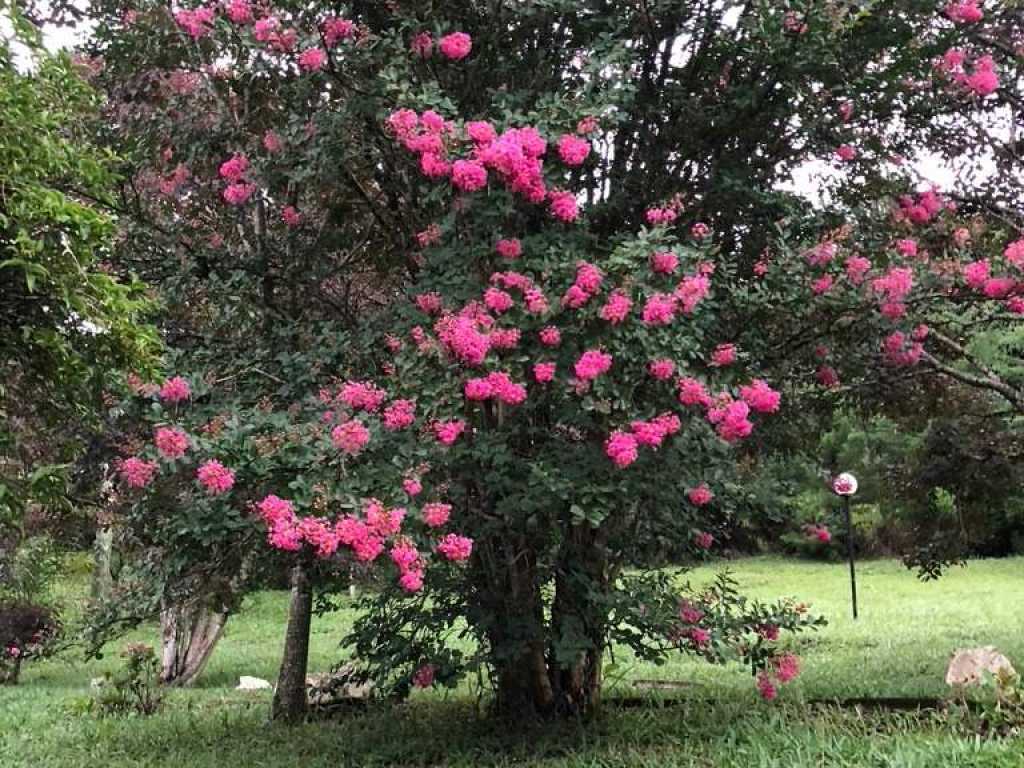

{"left": 52, "top": 0, "right": 1024, "bottom": 720}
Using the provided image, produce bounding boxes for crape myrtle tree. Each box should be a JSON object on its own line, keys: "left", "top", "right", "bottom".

{"left": 56, "top": 0, "right": 1022, "bottom": 715}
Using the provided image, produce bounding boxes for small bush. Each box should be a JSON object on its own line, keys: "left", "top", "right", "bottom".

{"left": 92, "top": 643, "right": 164, "bottom": 716}
{"left": 0, "top": 602, "right": 60, "bottom": 685}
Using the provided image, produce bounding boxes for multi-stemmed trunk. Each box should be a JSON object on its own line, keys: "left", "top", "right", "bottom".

{"left": 271, "top": 559, "right": 314, "bottom": 723}
{"left": 159, "top": 598, "right": 229, "bottom": 686}
{"left": 479, "top": 523, "right": 610, "bottom": 720}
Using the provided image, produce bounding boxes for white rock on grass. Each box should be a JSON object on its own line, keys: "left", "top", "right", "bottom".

{"left": 236, "top": 675, "right": 273, "bottom": 691}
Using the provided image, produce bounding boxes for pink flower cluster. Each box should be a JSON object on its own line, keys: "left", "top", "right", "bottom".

{"left": 174, "top": 6, "right": 215, "bottom": 38}
{"left": 944, "top": 1, "right": 983, "bottom": 24}
{"left": 496, "top": 238, "right": 522, "bottom": 259}
{"left": 574, "top": 349, "right": 613, "bottom": 382}
{"left": 438, "top": 32, "right": 472, "bottom": 61}
{"left": 710, "top": 343, "right": 737, "bottom": 367}
{"left": 557, "top": 134, "right": 591, "bottom": 167}
{"left": 433, "top": 420, "right": 466, "bottom": 446}
{"left": 648, "top": 359, "right": 675, "bottom": 380}
{"left": 422, "top": 502, "right": 451, "bottom": 528}
{"left": 383, "top": 399, "right": 416, "bottom": 431}
{"left": 436, "top": 533, "right": 473, "bottom": 561}
{"left": 894, "top": 189, "right": 945, "bottom": 225}
{"left": 563, "top": 262, "right": 604, "bottom": 308}
{"left": 155, "top": 427, "right": 189, "bottom": 459}
{"left": 645, "top": 205, "right": 679, "bottom": 226}
{"left": 605, "top": 413, "right": 681, "bottom": 467}
{"left": 338, "top": 380, "right": 387, "bottom": 412}
{"left": 297, "top": 47, "right": 327, "bottom": 72}
{"left": 650, "top": 251, "right": 679, "bottom": 275}
{"left": 687, "top": 484, "right": 714, "bottom": 506}
{"left": 159, "top": 376, "right": 191, "bottom": 403}
{"left": 331, "top": 420, "right": 371, "bottom": 454}
{"left": 119, "top": 457, "right": 158, "bottom": 489}
{"left": 882, "top": 331, "right": 923, "bottom": 367}
{"left": 463, "top": 371, "right": 528, "bottom": 405}
{"left": 196, "top": 460, "right": 235, "bottom": 495}
{"left": 322, "top": 17, "right": 356, "bottom": 46}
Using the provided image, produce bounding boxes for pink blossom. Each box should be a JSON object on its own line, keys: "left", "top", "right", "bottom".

{"left": 433, "top": 420, "right": 466, "bottom": 446}
{"left": 599, "top": 291, "right": 633, "bottom": 324}
{"left": 605, "top": 431, "right": 639, "bottom": 468}
{"left": 539, "top": 326, "right": 562, "bottom": 347}
{"left": 196, "top": 460, "right": 235, "bottom": 495}
{"left": 806, "top": 242, "right": 837, "bottom": 267}
{"left": 758, "top": 624, "right": 780, "bottom": 641}
{"left": 645, "top": 207, "right": 677, "bottom": 226}
{"left": 690, "top": 222, "right": 711, "bottom": 239}
{"left": 557, "top": 134, "right": 591, "bottom": 166}
{"left": 422, "top": 502, "right": 451, "bottom": 528}
{"left": 383, "top": 400, "right": 416, "bottom": 430}
{"left": 965, "top": 57, "right": 999, "bottom": 96}
{"left": 331, "top": 420, "right": 371, "bottom": 454}
{"left": 263, "top": 131, "right": 283, "bottom": 153}
{"left": 438, "top": 32, "right": 472, "bottom": 61}
{"left": 674, "top": 275, "right": 711, "bottom": 314}
{"left": 219, "top": 154, "right": 249, "bottom": 183}
{"left": 403, "top": 478, "right": 422, "bottom": 497}
{"left": 533, "top": 362, "right": 556, "bottom": 383}
{"left": 710, "top": 343, "right": 737, "bottom": 367}
{"left": 774, "top": 653, "right": 801, "bottom": 683}
{"left": 715, "top": 400, "right": 753, "bottom": 443}
{"left": 641, "top": 293, "right": 676, "bottom": 326}
{"left": 895, "top": 238, "right": 918, "bottom": 257}
{"left": 225, "top": 1, "right": 252, "bottom": 24}
{"left": 464, "top": 377, "right": 494, "bottom": 401}
{"left": 298, "top": 47, "right": 327, "bottom": 72}
{"left": 399, "top": 568, "right": 424, "bottom": 592}
{"left": 689, "top": 627, "right": 711, "bottom": 647}
{"left": 415, "top": 292, "right": 444, "bottom": 315}
{"left": 872, "top": 267, "right": 914, "bottom": 303}
{"left": 844, "top": 255, "right": 871, "bottom": 284}
{"left": 419, "top": 152, "right": 451, "bottom": 179}
{"left": 912, "top": 324, "right": 930, "bottom": 342}
{"left": 1007, "top": 297, "right": 1024, "bottom": 315}
{"left": 963, "top": 259, "right": 990, "bottom": 289}
{"left": 154, "top": 427, "right": 189, "bottom": 459}
{"left": 549, "top": 191, "right": 579, "bottom": 223}
{"left": 677, "top": 377, "right": 712, "bottom": 407}
{"left": 174, "top": 7, "right": 216, "bottom": 38}
{"left": 467, "top": 121, "right": 497, "bottom": 145}
{"left": 983, "top": 277, "right": 1016, "bottom": 299}
{"left": 496, "top": 238, "right": 521, "bottom": 259}
{"left": 323, "top": 17, "right": 356, "bottom": 47}
{"left": 945, "top": 2, "right": 984, "bottom": 24}
{"left": 687, "top": 484, "right": 714, "bottom": 507}
{"left": 281, "top": 206, "right": 302, "bottom": 227}
{"left": 838, "top": 101, "right": 854, "bottom": 122}
{"left": 412, "top": 664, "right": 435, "bottom": 688}
{"left": 159, "top": 376, "right": 191, "bottom": 403}
{"left": 451, "top": 160, "right": 488, "bottom": 192}
{"left": 1004, "top": 239, "right": 1024, "bottom": 269}
{"left": 410, "top": 32, "right": 433, "bottom": 59}
{"left": 756, "top": 673, "right": 777, "bottom": 701}
{"left": 483, "top": 287, "right": 514, "bottom": 314}
{"left": 339, "top": 381, "right": 387, "bottom": 412}
{"left": 574, "top": 350, "right": 613, "bottom": 381}
{"left": 118, "top": 457, "right": 157, "bottom": 489}
{"left": 694, "top": 531, "right": 714, "bottom": 550}
{"left": 679, "top": 601, "right": 704, "bottom": 625}
{"left": 576, "top": 116, "right": 599, "bottom": 135}
{"left": 390, "top": 542, "right": 420, "bottom": 572}
{"left": 650, "top": 251, "right": 679, "bottom": 275}
{"left": 437, "top": 533, "right": 473, "bottom": 561}
{"left": 811, "top": 275, "right": 834, "bottom": 295}
{"left": 835, "top": 144, "right": 857, "bottom": 162}
{"left": 223, "top": 182, "right": 255, "bottom": 206}
{"left": 523, "top": 288, "right": 548, "bottom": 315}
{"left": 648, "top": 359, "right": 675, "bottom": 381}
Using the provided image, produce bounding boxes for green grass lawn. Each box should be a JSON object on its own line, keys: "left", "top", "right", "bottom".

{"left": 2, "top": 556, "right": 1022, "bottom": 767}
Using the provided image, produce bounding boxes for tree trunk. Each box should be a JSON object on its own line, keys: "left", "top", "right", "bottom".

{"left": 271, "top": 560, "right": 313, "bottom": 723}
{"left": 159, "top": 599, "right": 228, "bottom": 686}
{"left": 547, "top": 523, "right": 609, "bottom": 717}
{"left": 91, "top": 522, "right": 114, "bottom": 602}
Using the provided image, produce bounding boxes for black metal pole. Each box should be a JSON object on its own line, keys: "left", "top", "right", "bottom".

{"left": 844, "top": 495, "right": 858, "bottom": 620}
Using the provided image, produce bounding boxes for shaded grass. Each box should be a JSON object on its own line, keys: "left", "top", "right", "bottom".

{"left": 2, "top": 556, "right": 1022, "bottom": 766}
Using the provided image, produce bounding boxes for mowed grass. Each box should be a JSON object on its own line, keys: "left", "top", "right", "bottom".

{"left": 2, "top": 556, "right": 1022, "bottom": 767}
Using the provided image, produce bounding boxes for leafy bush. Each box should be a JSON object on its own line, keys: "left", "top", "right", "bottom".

{"left": 92, "top": 644, "right": 164, "bottom": 717}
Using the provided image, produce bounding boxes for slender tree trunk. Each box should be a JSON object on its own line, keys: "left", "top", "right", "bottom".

{"left": 91, "top": 522, "right": 114, "bottom": 602}
{"left": 272, "top": 559, "right": 313, "bottom": 723}
{"left": 159, "top": 599, "right": 229, "bottom": 686}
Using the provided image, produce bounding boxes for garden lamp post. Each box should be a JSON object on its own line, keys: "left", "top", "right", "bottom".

{"left": 833, "top": 473, "right": 859, "bottom": 620}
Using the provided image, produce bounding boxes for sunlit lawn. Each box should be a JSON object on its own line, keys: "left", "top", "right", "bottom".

{"left": 2, "top": 556, "right": 1022, "bottom": 767}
